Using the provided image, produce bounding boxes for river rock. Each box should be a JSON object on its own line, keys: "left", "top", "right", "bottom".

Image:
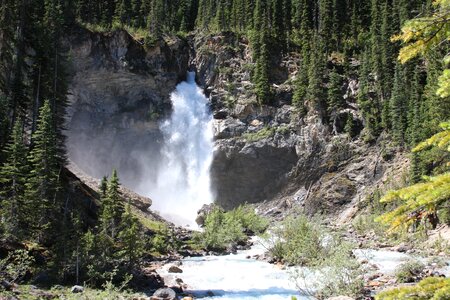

{"left": 151, "top": 288, "right": 177, "bottom": 300}
{"left": 71, "top": 285, "right": 84, "bottom": 293}
{"left": 196, "top": 203, "right": 219, "bottom": 226}
{"left": 168, "top": 265, "right": 183, "bottom": 273}
{"left": 326, "top": 297, "right": 355, "bottom": 300}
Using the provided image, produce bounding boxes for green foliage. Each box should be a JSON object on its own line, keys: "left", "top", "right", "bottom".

{"left": 243, "top": 126, "right": 275, "bottom": 142}
{"left": 0, "top": 120, "right": 28, "bottom": 237}
{"left": 394, "top": 259, "right": 425, "bottom": 283}
{"left": 25, "top": 100, "right": 61, "bottom": 242}
{"left": 270, "top": 215, "right": 363, "bottom": 298}
{"left": 376, "top": 277, "right": 450, "bottom": 300}
{"left": 151, "top": 225, "right": 180, "bottom": 254}
{"left": 376, "top": 122, "right": 450, "bottom": 232}
{"left": 118, "top": 203, "right": 144, "bottom": 268}
{"left": 0, "top": 250, "right": 35, "bottom": 285}
{"left": 197, "top": 205, "right": 268, "bottom": 251}
{"left": 327, "top": 68, "right": 344, "bottom": 113}
{"left": 269, "top": 215, "right": 325, "bottom": 265}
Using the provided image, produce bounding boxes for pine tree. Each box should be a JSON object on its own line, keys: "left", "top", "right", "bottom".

{"left": 389, "top": 63, "right": 408, "bottom": 144}
{"left": 253, "top": 26, "right": 271, "bottom": 104}
{"left": 0, "top": 0, "right": 17, "bottom": 99}
{"left": 344, "top": 114, "right": 357, "bottom": 138}
{"left": 100, "top": 175, "right": 108, "bottom": 197}
{"left": 25, "top": 100, "right": 60, "bottom": 242}
{"left": 0, "top": 120, "right": 28, "bottom": 237}
{"left": 292, "top": 59, "right": 309, "bottom": 115}
{"left": 100, "top": 169, "right": 124, "bottom": 239}
{"left": 148, "top": 0, "right": 164, "bottom": 37}
{"left": 318, "top": 0, "right": 333, "bottom": 52}
{"left": 327, "top": 68, "right": 344, "bottom": 113}
{"left": 118, "top": 202, "right": 143, "bottom": 268}
{"left": 306, "top": 38, "right": 326, "bottom": 115}
{"left": 358, "top": 49, "right": 381, "bottom": 141}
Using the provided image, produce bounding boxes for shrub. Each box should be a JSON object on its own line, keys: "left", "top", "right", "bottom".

{"left": 268, "top": 215, "right": 364, "bottom": 299}
{"left": 394, "top": 259, "right": 425, "bottom": 283}
{"left": 0, "top": 250, "right": 35, "bottom": 285}
{"left": 376, "top": 277, "right": 450, "bottom": 300}
{"left": 197, "top": 205, "right": 268, "bottom": 251}
{"left": 242, "top": 127, "right": 275, "bottom": 142}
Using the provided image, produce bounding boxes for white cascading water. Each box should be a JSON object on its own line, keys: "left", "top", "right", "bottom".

{"left": 144, "top": 72, "right": 214, "bottom": 227}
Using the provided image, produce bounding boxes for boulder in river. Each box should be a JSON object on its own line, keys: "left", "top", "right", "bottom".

{"left": 151, "top": 287, "right": 177, "bottom": 300}
{"left": 168, "top": 265, "right": 183, "bottom": 273}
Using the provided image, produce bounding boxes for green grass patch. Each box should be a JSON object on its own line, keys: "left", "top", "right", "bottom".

{"left": 242, "top": 126, "right": 275, "bottom": 142}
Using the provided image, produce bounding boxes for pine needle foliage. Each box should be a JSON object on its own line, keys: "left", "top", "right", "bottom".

{"left": 376, "top": 122, "right": 450, "bottom": 232}
{"left": 392, "top": 0, "right": 450, "bottom": 98}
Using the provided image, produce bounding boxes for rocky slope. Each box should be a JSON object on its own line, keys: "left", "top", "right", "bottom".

{"left": 64, "top": 28, "right": 409, "bottom": 223}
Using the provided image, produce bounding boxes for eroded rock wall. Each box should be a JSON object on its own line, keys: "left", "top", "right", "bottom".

{"left": 65, "top": 28, "right": 188, "bottom": 188}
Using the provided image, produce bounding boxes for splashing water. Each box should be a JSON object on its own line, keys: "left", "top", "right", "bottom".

{"left": 141, "top": 72, "right": 214, "bottom": 227}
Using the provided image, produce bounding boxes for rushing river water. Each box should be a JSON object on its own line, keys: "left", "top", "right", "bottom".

{"left": 158, "top": 238, "right": 306, "bottom": 300}
{"left": 157, "top": 237, "right": 450, "bottom": 299}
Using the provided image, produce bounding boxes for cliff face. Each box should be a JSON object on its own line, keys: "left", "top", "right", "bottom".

{"left": 65, "top": 29, "right": 407, "bottom": 221}
{"left": 64, "top": 28, "right": 188, "bottom": 187}
{"left": 190, "top": 32, "right": 407, "bottom": 220}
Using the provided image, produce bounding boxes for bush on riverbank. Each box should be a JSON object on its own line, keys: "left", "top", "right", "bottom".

{"left": 268, "top": 215, "right": 364, "bottom": 299}
{"left": 376, "top": 277, "right": 450, "bottom": 300}
{"left": 196, "top": 205, "right": 269, "bottom": 251}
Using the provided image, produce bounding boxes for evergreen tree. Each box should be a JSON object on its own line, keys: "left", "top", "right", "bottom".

{"left": 318, "top": 0, "right": 333, "bottom": 52}
{"left": 0, "top": 120, "right": 28, "bottom": 237}
{"left": 253, "top": 27, "right": 271, "bottom": 104}
{"left": 100, "top": 169, "right": 124, "bottom": 239}
{"left": 118, "top": 202, "right": 143, "bottom": 268}
{"left": 25, "top": 100, "right": 60, "bottom": 242}
{"left": 376, "top": 122, "right": 450, "bottom": 232}
{"left": 344, "top": 114, "right": 357, "bottom": 138}
{"left": 327, "top": 68, "right": 344, "bottom": 113}
{"left": 292, "top": 60, "right": 309, "bottom": 115}
{"left": 100, "top": 175, "right": 108, "bottom": 197}
{"left": 358, "top": 49, "right": 381, "bottom": 141}
{"left": 306, "top": 39, "right": 326, "bottom": 116}
{"left": 389, "top": 63, "right": 408, "bottom": 144}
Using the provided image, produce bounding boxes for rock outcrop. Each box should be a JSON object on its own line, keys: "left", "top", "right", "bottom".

{"left": 64, "top": 28, "right": 188, "bottom": 188}
{"left": 64, "top": 29, "right": 408, "bottom": 221}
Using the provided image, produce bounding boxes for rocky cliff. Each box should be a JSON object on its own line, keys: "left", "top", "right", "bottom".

{"left": 64, "top": 28, "right": 188, "bottom": 188}
{"left": 64, "top": 29, "right": 408, "bottom": 222}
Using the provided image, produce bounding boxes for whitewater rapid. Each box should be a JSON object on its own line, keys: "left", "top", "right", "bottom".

{"left": 158, "top": 238, "right": 305, "bottom": 300}
{"left": 140, "top": 72, "right": 214, "bottom": 227}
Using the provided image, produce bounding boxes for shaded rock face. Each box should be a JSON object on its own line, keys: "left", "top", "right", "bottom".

{"left": 64, "top": 29, "right": 189, "bottom": 188}
{"left": 211, "top": 138, "right": 298, "bottom": 209}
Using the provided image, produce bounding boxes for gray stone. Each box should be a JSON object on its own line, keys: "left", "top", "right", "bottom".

{"left": 71, "top": 285, "right": 84, "bottom": 293}
{"left": 168, "top": 265, "right": 183, "bottom": 273}
{"left": 151, "top": 287, "right": 177, "bottom": 300}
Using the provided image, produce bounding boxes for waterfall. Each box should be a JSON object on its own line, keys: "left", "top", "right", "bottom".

{"left": 142, "top": 72, "right": 214, "bottom": 227}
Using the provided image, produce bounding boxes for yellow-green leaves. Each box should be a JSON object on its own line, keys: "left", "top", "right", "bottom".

{"left": 392, "top": 0, "right": 450, "bottom": 98}
{"left": 376, "top": 277, "right": 450, "bottom": 300}
{"left": 376, "top": 122, "right": 450, "bottom": 232}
